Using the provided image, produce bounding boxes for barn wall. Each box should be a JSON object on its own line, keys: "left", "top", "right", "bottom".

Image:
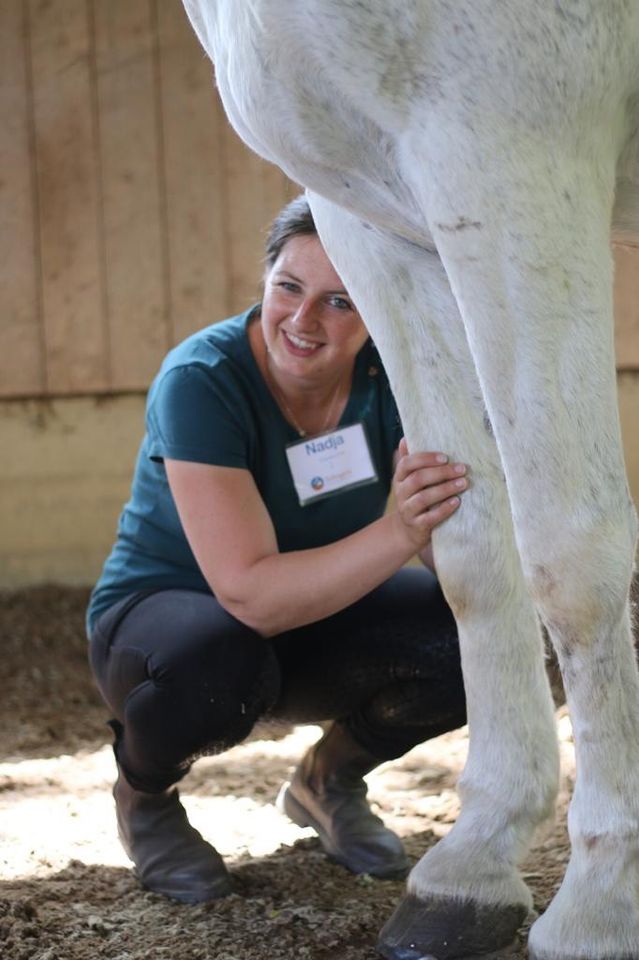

{"left": 1, "top": 0, "right": 297, "bottom": 587}
{"left": 1, "top": 395, "right": 144, "bottom": 589}
{"left": 0, "top": 0, "right": 294, "bottom": 400}
{"left": 1, "top": 1, "right": 638, "bottom": 587}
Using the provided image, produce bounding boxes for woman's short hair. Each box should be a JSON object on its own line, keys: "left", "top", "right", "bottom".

{"left": 265, "top": 195, "right": 317, "bottom": 268}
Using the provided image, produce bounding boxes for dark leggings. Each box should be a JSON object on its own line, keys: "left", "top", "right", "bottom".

{"left": 89, "top": 568, "right": 466, "bottom": 793}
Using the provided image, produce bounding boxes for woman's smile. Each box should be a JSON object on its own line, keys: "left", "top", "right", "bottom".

{"left": 281, "top": 328, "right": 322, "bottom": 355}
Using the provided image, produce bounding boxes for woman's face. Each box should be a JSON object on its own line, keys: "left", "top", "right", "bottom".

{"left": 260, "top": 235, "right": 369, "bottom": 385}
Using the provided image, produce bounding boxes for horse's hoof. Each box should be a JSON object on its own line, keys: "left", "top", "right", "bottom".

{"left": 376, "top": 893, "right": 528, "bottom": 960}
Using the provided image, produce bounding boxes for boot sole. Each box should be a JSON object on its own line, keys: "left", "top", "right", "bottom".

{"left": 277, "top": 782, "right": 409, "bottom": 880}
{"left": 136, "top": 870, "right": 234, "bottom": 904}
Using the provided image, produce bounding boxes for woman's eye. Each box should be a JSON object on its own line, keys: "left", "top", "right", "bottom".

{"left": 329, "top": 296, "right": 352, "bottom": 311}
{"left": 279, "top": 281, "right": 300, "bottom": 293}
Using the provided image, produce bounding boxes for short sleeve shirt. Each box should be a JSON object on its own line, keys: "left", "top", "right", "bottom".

{"left": 86, "top": 307, "right": 403, "bottom": 633}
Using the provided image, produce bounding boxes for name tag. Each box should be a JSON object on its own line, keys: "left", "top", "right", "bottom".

{"left": 285, "top": 422, "right": 378, "bottom": 506}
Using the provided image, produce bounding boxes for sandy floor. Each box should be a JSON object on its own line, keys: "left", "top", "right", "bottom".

{"left": 0, "top": 585, "right": 592, "bottom": 960}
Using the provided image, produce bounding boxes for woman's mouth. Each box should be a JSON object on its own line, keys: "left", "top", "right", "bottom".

{"left": 282, "top": 330, "right": 321, "bottom": 354}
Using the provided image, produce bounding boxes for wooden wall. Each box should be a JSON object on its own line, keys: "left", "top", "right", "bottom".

{"left": 0, "top": 0, "right": 294, "bottom": 398}
{"left": 1, "top": 0, "right": 638, "bottom": 401}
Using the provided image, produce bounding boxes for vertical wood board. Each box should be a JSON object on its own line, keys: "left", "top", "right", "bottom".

{"left": 157, "top": 2, "right": 230, "bottom": 343}
{"left": 28, "top": 0, "right": 107, "bottom": 392}
{"left": 0, "top": 1, "right": 43, "bottom": 395}
{"left": 223, "top": 124, "right": 294, "bottom": 316}
{"left": 93, "top": 0, "right": 168, "bottom": 390}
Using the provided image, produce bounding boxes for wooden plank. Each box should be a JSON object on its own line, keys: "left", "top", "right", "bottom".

{"left": 223, "top": 124, "right": 295, "bottom": 316}
{"left": 614, "top": 244, "right": 639, "bottom": 370}
{"left": 94, "top": 0, "right": 168, "bottom": 390}
{"left": 0, "top": 1, "right": 44, "bottom": 397}
{"left": 28, "top": 0, "right": 107, "bottom": 393}
{"left": 156, "top": 1, "right": 230, "bottom": 343}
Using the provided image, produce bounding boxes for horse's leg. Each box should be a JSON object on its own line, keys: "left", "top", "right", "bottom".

{"left": 404, "top": 123, "right": 639, "bottom": 960}
{"left": 309, "top": 193, "right": 560, "bottom": 960}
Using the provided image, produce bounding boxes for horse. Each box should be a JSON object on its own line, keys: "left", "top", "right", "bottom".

{"left": 180, "top": 3, "right": 639, "bottom": 958}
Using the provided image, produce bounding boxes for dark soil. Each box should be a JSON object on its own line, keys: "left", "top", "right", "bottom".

{"left": 0, "top": 583, "right": 635, "bottom": 960}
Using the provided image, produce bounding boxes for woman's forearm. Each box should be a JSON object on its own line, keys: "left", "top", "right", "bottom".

{"left": 224, "top": 512, "right": 417, "bottom": 636}
{"left": 166, "top": 453, "right": 464, "bottom": 639}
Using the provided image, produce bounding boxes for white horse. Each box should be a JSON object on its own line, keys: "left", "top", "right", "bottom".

{"left": 181, "top": 3, "right": 639, "bottom": 958}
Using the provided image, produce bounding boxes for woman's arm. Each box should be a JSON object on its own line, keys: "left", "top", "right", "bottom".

{"left": 165, "top": 448, "right": 467, "bottom": 637}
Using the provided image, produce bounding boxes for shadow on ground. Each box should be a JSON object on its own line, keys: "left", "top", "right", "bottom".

{"left": 0, "top": 839, "right": 421, "bottom": 960}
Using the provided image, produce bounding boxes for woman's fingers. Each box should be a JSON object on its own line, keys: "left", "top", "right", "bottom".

{"left": 397, "top": 462, "right": 467, "bottom": 498}
{"left": 394, "top": 449, "right": 452, "bottom": 483}
{"left": 412, "top": 492, "right": 462, "bottom": 525}
{"left": 400, "top": 475, "right": 468, "bottom": 520}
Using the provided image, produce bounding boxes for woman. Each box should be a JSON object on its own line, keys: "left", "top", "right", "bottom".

{"left": 87, "top": 195, "right": 468, "bottom": 904}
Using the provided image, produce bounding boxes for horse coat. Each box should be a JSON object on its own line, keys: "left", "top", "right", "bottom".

{"left": 182, "top": 3, "right": 639, "bottom": 958}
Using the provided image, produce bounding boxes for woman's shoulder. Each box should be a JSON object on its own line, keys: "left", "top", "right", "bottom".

{"left": 144, "top": 308, "right": 265, "bottom": 464}
{"left": 160, "top": 307, "right": 258, "bottom": 378}
{"left": 146, "top": 306, "right": 266, "bottom": 433}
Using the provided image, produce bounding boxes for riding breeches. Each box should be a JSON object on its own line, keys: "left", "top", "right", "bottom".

{"left": 88, "top": 567, "right": 466, "bottom": 793}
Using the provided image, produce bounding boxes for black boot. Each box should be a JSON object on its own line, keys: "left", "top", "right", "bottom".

{"left": 277, "top": 722, "right": 409, "bottom": 879}
{"left": 114, "top": 764, "right": 233, "bottom": 904}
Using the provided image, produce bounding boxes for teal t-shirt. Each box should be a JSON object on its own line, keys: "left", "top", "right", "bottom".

{"left": 87, "top": 307, "right": 403, "bottom": 633}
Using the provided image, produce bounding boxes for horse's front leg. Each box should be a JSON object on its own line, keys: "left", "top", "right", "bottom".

{"left": 310, "top": 193, "right": 560, "bottom": 960}
{"left": 408, "top": 122, "right": 639, "bottom": 960}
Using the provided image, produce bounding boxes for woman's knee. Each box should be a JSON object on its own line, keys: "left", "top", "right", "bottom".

{"left": 91, "top": 590, "right": 282, "bottom": 740}
{"left": 149, "top": 625, "right": 281, "bottom": 740}
{"left": 119, "top": 639, "right": 281, "bottom": 781}
{"left": 347, "top": 677, "right": 467, "bottom": 760}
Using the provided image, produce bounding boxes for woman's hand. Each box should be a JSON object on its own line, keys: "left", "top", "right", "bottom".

{"left": 392, "top": 438, "right": 469, "bottom": 553}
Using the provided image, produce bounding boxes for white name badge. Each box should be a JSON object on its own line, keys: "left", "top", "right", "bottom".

{"left": 285, "top": 422, "right": 378, "bottom": 506}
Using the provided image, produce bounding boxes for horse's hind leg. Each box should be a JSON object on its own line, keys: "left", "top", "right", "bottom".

{"left": 407, "top": 118, "right": 639, "bottom": 960}
{"left": 310, "top": 193, "right": 560, "bottom": 960}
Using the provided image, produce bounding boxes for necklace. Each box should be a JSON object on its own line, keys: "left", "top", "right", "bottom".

{"left": 264, "top": 354, "right": 346, "bottom": 439}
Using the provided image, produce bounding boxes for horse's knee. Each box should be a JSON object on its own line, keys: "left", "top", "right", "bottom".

{"left": 525, "top": 502, "right": 638, "bottom": 655}
{"left": 435, "top": 508, "right": 524, "bottom": 624}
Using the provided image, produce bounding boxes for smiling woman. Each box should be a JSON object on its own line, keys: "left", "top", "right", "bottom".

{"left": 84, "top": 195, "right": 469, "bottom": 906}
{"left": 253, "top": 233, "right": 369, "bottom": 438}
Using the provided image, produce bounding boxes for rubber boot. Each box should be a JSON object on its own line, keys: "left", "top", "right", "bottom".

{"left": 114, "top": 764, "right": 233, "bottom": 904}
{"left": 277, "top": 722, "right": 409, "bottom": 878}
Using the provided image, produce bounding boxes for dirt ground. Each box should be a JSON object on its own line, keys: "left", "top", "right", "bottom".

{"left": 0, "top": 585, "right": 624, "bottom": 960}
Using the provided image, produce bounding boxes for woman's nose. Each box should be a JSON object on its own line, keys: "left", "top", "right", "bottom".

{"left": 291, "top": 299, "right": 319, "bottom": 328}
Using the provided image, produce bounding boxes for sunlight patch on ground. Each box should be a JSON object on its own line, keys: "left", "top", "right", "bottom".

{"left": 0, "top": 727, "right": 323, "bottom": 881}
{"left": 0, "top": 714, "right": 574, "bottom": 883}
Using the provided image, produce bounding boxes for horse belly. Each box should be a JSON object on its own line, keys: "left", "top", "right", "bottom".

{"left": 215, "top": 38, "right": 432, "bottom": 244}
{"left": 212, "top": 0, "right": 639, "bottom": 242}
